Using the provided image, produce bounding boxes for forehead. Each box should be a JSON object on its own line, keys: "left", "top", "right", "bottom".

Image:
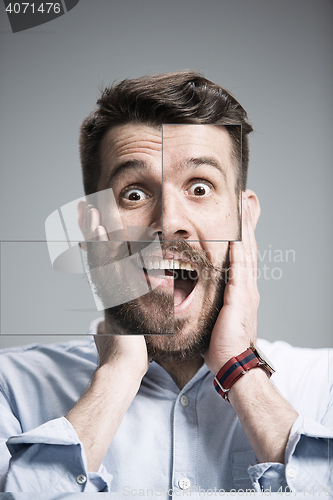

{"left": 99, "top": 123, "right": 235, "bottom": 185}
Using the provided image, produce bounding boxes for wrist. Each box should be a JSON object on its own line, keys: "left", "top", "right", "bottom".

{"left": 95, "top": 356, "right": 146, "bottom": 387}
{"left": 96, "top": 337, "right": 149, "bottom": 379}
{"left": 227, "top": 365, "right": 269, "bottom": 403}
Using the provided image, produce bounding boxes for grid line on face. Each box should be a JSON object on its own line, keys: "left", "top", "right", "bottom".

{"left": 0, "top": 240, "right": 185, "bottom": 243}
{"left": 240, "top": 123, "right": 243, "bottom": 243}
{"left": 162, "top": 124, "right": 164, "bottom": 243}
{"left": 172, "top": 243, "right": 175, "bottom": 336}
{"left": 0, "top": 239, "right": 241, "bottom": 243}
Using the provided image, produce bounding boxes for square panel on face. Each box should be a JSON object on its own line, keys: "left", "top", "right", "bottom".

{"left": 82, "top": 239, "right": 175, "bottom": 335}
{"left": 98, "top": 123, "right": 163, "bottom": 243}
{"left": 161, "top": 124, "right": 242, "bottom": 243}
{"left": 43, "top": 189, "right": 174, "bottom": 335}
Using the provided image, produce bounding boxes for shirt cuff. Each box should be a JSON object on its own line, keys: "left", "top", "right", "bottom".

{"left": 248, "top": 415, "right": 333, "bottom": 493}
{"left": 248, "top": 462, "right": 288, "bottom": 492}
{"left": 284, "top": 415, "right": 333, "bottom": 492}
{"left": 5, "top": 417, "right": 112, "bottom": 492}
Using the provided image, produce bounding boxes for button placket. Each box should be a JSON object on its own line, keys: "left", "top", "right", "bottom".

{"left": 171, "top": 390, "right": 197, "bottom": 492}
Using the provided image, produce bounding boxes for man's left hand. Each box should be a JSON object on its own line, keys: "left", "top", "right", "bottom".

{"left": 205, "top": 192, "right": 259, "bottom": 374}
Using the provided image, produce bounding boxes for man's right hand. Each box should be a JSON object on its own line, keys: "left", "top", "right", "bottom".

{"left": 65, "top": 204, "right": 149, "bottom": 473}
{"left": 82, "top": 202, "right": 149, "bottom": 374}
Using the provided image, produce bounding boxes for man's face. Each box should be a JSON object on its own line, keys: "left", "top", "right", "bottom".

{"left": 96, "top": 123, "right": 241, "bottom": 361}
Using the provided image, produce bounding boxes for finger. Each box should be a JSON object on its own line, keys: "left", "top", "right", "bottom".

{"left": 88, "top": 209, "right": 112, "bottom": 244}
{"left": 84, "top": 204, "right": 96, "bottom": 225}
{"left": 241, "top": 193, "right": 258, "bottom": 284}
{"left": 86, "top": 206, "right": 105, "bottom": 241}
{"left": 89, "top": 208, "right": 101, "bottom": 238}
{"left": 84, "top": 204, "right": 96, "bottom": 240}
{"left": 228, "top": 193, "right": 256, "bottom": 286}
{"left": 243, "top": 193, "right": 257, "bottom": 264}
{"left": 228, "top": 240, "right": 246, "bottom": 287}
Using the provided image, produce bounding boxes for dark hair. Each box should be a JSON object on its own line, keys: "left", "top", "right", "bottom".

{"left": 79, "top": 71, "right": 253, "bottom": 195}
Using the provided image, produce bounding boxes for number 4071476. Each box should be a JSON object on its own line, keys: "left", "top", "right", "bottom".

{"left": 5, "top": 3, "right": 61, "bottom": 14}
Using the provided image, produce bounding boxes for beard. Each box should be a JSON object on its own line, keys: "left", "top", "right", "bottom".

{"left": 87, "top": 239, "right": 228, "bottom": 363}
{"left": 144, "top": 275, "right": 225, "bottom": 363}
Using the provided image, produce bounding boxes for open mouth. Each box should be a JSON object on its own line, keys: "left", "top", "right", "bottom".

{"left": 139, "top": 257, "right": 199, "bottom": 306}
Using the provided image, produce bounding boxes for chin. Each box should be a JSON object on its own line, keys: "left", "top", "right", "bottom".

{"left": 103, "top": 263, "right": 225, "bottom": 363}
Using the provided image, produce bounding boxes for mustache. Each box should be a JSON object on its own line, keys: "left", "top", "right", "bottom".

{"left": 159, "top": 241, "right": 225, "bottom": 275}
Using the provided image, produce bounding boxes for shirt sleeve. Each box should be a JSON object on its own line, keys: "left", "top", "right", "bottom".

{"left": 247, "top": 415, "right": 333, "bottom": 493}
{"left": 1, "top": 415, "right": 113, "bottom": 492}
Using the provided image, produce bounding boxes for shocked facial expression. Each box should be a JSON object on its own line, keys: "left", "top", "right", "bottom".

{"left": 96, "top": 123, "right": 241, "bottom": 361}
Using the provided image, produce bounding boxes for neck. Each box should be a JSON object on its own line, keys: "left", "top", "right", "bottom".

{"left": 157, "top": 354, "right": 204, "bottom": 390}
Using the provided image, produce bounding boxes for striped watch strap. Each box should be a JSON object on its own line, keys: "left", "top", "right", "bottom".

{"left": 213, "top": 348, "right": 261, "bottom": 402}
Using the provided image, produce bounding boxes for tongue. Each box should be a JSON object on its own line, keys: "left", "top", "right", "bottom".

{"left": 174, "top": 288, "right": 189, "bottom": 306}
{"left": 174, "top": 278, "right": 194, "bottom": 306}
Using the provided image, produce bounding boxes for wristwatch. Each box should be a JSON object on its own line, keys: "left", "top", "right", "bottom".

{"left": 213, "top": 343, "right": 276, "bottom": 402}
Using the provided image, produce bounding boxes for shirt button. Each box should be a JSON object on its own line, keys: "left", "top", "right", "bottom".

{"left": 76, "top": 474, "right": 87, "bottom": 485}
{"left": 286, "top": 467, "right": 296, "bottom": 478}
{"left": 178, "top": 477, "right": 191, "bottom": 490}
{"left": 180, "top": 394, "right": 189, "bottom": 407}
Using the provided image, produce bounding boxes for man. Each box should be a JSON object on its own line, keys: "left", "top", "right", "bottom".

{"left": 0, "top": 71, "right": 332, "bottom": 494}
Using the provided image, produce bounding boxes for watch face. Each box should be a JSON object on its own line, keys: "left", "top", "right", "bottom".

{"left": 253, "top": 344, "right": 276, "bottom": 373}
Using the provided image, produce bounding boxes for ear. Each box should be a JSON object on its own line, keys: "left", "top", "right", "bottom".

{"left": 77, "top": 200, "right": 88, "bottom": 250}
{"left": 244, "top": 189, "right": 260, "bottom": 229}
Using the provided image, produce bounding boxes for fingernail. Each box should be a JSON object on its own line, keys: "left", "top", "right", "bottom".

{"left": 96, "top": 226, "right": 109, "bottom": 241}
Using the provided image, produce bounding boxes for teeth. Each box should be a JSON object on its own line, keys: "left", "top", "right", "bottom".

{"left": 161, "top": 259, "right": 170, "bottom": 269}
{"left": 140, "top": 257, "right": 195, "bottom": 271}
{"left": 146, "top": 260, "right": 153, "bottom": 270}
{"left": 153, "top": 259, "right": 160, "bottom": 269}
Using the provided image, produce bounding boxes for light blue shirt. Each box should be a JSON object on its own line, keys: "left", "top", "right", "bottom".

{"left": 0, "top": 319, "right": 332, "bottom": 494}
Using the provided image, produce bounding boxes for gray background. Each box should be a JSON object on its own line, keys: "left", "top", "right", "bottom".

{"left": 0, "top": 0, "right": 332, "bottom": 348}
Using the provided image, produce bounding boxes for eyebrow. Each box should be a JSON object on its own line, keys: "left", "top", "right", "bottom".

{"left": 184, "top": 157, "right": 227, "bottom": 183}
{"left": 105, "top": 156, "right": 227, "bottom": 187}
{"left": 106, "top": 159, "right": 148, "bottom": 187}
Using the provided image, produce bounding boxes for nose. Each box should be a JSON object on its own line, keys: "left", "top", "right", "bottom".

{"left": 150, "top": 188, "right": 195, "bottom": 241}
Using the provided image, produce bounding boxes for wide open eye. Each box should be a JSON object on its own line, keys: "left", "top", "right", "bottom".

{"left": 188, "top": 182, "right": 212, "bottom": 197}
{"left": 122, "top": 188, "right": 149, "bottom": 202}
